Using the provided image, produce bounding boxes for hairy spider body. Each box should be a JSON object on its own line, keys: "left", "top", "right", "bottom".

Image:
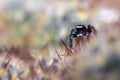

{"left": 69, "top": 25, "right": 97, "bottom": 48}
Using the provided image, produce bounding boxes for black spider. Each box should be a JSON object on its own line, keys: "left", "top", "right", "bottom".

{"left": 69, "top": 24, "right": 97, "bottom": 48}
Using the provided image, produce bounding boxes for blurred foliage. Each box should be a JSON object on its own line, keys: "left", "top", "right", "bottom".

{"left": 0, "top": 0, "right": 120, "bottom": 80}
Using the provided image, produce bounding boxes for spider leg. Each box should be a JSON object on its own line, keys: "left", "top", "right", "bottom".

{"left": 69, "top": 36, "right": 73, "bottom": 48}
{"left": 86, "top": 32, "right": 91, "bottom": 42}
{"left": 69, "top": 29, "right": 76, "bottom": 48}
{"left": 91, "top": 26, "right": 97, "bottom": 35}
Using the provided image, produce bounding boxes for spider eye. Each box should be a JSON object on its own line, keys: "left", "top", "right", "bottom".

{"left": 76, "top": 25, "right": 83, "bottom": 28}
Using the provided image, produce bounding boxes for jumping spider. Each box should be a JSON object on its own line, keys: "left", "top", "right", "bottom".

{"left": 69, "top": 24, "right": 97, "bottom": 48}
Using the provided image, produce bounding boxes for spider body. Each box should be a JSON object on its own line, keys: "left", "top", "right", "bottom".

{"left": 69, "top": 25, "right": 97, "bottom": 48}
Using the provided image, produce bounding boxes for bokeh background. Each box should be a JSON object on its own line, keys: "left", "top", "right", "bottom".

{"left": 0, "top": 0, "right": 120, "bottom": 80}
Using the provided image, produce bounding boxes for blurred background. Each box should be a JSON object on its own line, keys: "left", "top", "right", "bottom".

{"left": 0, "top": 0, "right": 120, "bottom": 80}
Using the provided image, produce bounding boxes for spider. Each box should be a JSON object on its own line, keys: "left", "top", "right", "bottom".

{"left": 55, "top": 25, "right": 97, "bottom": 62}
{"left": 69, "top": 24, "right": 97, "bottom": 48}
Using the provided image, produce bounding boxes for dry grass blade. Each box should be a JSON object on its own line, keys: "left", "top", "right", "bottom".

{"left": 3, "top": 57, "right": 10, "bottom": 68}
{"left": 55, "top": 49, "right": 62, "bottom": 63}
{"left": 60, "top": 39, "right": 73, "bottom": 56}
